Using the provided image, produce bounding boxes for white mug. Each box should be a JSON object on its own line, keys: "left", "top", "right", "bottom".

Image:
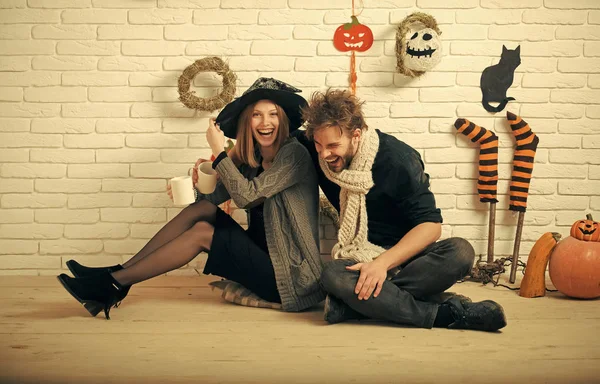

{"left": 170, "top": 176, "right": 195, "bottom": 206}
{"left": 190, "top": 162, "right": 217, "bottom": 194}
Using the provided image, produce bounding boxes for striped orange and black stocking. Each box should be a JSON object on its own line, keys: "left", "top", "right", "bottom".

{"left": 454, "top": 118, "right": 499, "bottom": 203}
{"left": 507, "top": 111, "right": 539, "bottom": 212}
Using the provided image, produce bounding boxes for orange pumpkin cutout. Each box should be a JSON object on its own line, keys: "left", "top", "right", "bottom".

{"left": 333, "top": 16, "right": 373, "bottom": 52}
{"left": 570, "top": 213, "right": 600, "bottom": 242}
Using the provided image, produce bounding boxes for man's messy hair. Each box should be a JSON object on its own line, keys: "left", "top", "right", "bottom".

{"left": 301, "top": 88, "right": 367, "bottom": 140}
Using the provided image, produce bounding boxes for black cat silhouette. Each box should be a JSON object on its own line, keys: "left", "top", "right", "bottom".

{"left": 480, "top": 45, "right": 521, "bottom": 113}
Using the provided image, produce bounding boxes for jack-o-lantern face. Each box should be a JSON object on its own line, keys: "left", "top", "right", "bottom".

{"left": 570, "top": 214, "right": 600, "bottom": 242}
{"left": 403, "top": 27, "right": 442, "bottom": 72}
{"left": 333, "top": 16, "right": 373, "bottom": 53}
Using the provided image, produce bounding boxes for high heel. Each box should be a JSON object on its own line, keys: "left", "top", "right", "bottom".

{"left": 83, "top": 302, "right": 103, "bottom": 317}
{"left": 57, "top": 272, "right": 130, "bottom": 320}
{"left": 66, "top": 259, "right": 123, "bottom": 278}
{"left": 65, "top": 260, "right": 130, "bottom": 308}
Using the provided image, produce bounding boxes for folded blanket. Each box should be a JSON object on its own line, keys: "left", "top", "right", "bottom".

{"left": 209, "top": 279, "right": 282, "bottom": 310}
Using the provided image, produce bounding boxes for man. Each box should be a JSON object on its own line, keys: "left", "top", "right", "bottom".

{"left": 293, "top": 89, "right": 506, "bottom": 332}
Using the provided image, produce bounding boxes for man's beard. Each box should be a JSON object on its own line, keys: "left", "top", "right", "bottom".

{"left": 328, "top": 142, "right": 355, "bottom": 173}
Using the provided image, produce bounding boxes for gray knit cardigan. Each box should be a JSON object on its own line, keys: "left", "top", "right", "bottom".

{"left": 197, "top": 137, "right": 326, "bottom": 312}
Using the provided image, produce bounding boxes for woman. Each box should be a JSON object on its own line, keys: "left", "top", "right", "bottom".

{"left": 58, "top": 78, "right": 325, "bottom": 319}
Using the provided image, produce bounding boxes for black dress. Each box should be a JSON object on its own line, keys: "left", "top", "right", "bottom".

{"left": 202, "top": 166, "right": 281, "bottom": 303}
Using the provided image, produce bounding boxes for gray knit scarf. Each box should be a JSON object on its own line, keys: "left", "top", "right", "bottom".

{"left": 318, "top": 127, "right": 386, "bottom": 263}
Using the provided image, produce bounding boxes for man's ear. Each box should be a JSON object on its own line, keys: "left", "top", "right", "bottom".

{"left": 352, "top": 128, "right": 362, "bottom": 145}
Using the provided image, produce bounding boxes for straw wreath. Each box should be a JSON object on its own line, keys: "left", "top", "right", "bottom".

{"left": 177, "top": 56, "right": 237, "bottom": 112}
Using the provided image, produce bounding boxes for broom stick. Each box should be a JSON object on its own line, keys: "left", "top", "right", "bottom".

{"left": 487, "top": 202, "right": 496, "bottom": 263}
{"left": 509, "top": 211, "right": 525, "bottom": 283}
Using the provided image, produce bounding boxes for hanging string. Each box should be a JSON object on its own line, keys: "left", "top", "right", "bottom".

{"left": 350, "top": 51, "right": 357, "bottom": 95}
{"left": 349, "top": 0, "right": 359, "bottom": 95}
{"left": 353, "top": 0, "right": 364, "bottom": 17}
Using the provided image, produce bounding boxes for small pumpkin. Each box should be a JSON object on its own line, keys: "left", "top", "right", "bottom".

{"left": 333, "top": 16, "right": 374, "bottom": 53}
{"left": 570, "top": 213, "right": 600, "bottom": 242}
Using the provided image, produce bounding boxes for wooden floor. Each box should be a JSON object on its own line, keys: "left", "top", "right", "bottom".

{"left": 1, "top": 275, "right": 599, "bottom": 384}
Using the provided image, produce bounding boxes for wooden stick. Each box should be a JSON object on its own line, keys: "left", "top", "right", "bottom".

{"left": 487, "top": 202, "right": 496, "bottom": 264}
{"left": 509, "top": 211, "right": 525, "bottom": 284}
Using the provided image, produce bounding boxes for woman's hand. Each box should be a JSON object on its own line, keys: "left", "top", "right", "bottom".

{"left": 166, "top": 181, "right": 174, "bottom": 201}
{"left": 206, "top": 118, "right": 226, "bottom": 158}
{"left": 191, "top": 158, "right": 218, "bottom": 189}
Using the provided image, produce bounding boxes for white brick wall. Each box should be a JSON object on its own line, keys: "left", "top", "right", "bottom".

{"left": 0, "top": 0, "right": 599, "bottom": 275}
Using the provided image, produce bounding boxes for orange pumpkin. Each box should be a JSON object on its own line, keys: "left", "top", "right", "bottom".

{"left": 549, "top": 235, "right": 600, "bottom": 299}
{"left": 333, "top": 16, "right": 374, "bottom": 53}
{"left": 570, "top": 213, "right": 600, "bottom": 242}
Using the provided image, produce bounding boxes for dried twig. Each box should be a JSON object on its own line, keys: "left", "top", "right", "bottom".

{"left": 461, "top": 254, "right": 557, "bottom": 292}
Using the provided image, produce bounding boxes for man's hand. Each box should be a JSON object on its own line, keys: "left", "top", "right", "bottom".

{"left": 346, "top": 259, "right": 388, "bottom": 300}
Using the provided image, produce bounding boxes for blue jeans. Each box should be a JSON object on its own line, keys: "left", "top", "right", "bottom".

{"left": 320, "top": 237, "right": 475, "bottom": 329}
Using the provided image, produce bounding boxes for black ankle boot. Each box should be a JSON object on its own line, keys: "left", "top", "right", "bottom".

{"left": 66, "top": 259, "right": 123, "bottom": 278}
{"left": 445, "top": 296, "right": 507, "bottom": 332}
{"left": 65, "top": 260, "right": 130, "bottom": 309}
{"left": 57, "top": 272, "right": 130, "bottom": 320}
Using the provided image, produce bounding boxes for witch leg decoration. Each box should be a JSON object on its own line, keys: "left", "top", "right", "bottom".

{"left": 507, "top": 111, "right": 539, "bottom": 283}
{"left": 454, "top": 118, "right": 499, "bottom": 263}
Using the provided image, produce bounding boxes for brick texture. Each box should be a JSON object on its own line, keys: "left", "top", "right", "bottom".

{"left": 0, "top": 1, "right": 598, "bottom": 274}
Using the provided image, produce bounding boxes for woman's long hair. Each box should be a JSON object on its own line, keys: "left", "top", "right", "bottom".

{"left": 233, "top": 101, "right": 290, "bottom": 168}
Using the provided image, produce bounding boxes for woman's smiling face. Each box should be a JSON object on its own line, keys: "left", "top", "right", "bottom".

{"left": 250, "top": 100, "right": 280, "bottom": 148}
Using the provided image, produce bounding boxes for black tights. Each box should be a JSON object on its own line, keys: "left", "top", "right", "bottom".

{"left": 111, "top": 200, "right": 218, "bottom": 286}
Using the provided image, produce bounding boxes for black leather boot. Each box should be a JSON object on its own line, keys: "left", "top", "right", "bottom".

{"left": 323, "top": 294, "right": 366, "bottom": 324}
{"left": 445, "top": 296, "right": 507, "bottom": 332}
{"left": 57, "top": 272, "right": 130, "bottom": 320}
{"left": 66, "top": 259, "right": 123, "bottom": 278}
